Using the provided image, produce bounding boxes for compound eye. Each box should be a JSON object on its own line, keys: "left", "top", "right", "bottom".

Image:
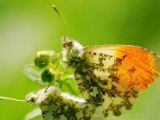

{"left": 25, "top": 92, "right": 37, "bottom": 103}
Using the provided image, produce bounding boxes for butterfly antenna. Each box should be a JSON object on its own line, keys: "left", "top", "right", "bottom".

{"left": 53, "top": 5, "right": 72, "bottom": 38}
{"left": 0, "top": 96, "right": 26, "bottom": 102}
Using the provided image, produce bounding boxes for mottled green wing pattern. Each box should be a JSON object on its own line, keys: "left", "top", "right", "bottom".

{"left": 26, "top": 86, "right": 96, "bottom": 120}
{"left": 74, "top": 44, "right": 160, "bottom": 118}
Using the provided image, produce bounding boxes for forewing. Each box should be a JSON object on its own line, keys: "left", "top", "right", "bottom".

{"left": 74, "top": 44, "right": 160, "bottom": 117}
{"left": 84, "top": 45, "right": 160, "bottom": 90}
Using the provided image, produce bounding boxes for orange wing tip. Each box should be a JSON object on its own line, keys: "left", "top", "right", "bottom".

{"left": 114, "top": 45, "right": 160, "bottom": 90}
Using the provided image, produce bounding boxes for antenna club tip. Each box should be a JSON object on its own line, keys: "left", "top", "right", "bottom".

{"left": 52, "top": 5, "right": 56, "bottom": 10}
{"left": 52, "top": 5, "right": 72, "bottom": 37}
{"left": 52, "top": 5, "right": 58, "bottom": 12}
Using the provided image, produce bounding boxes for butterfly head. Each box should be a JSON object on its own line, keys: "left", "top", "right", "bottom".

{"left": 26, "top": 92, "right": 38, "bottom": 103}
{"left": 61, "top": 36, "right": 84, "bottom": 63}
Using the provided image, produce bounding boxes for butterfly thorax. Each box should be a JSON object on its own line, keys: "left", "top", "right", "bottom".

{"left": 61, "top": 36, "right": 84, "bottom": 69}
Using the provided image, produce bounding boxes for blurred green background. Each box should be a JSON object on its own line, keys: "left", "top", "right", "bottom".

{"left": 0, "top": 0, "right": 160, "bottom": 120}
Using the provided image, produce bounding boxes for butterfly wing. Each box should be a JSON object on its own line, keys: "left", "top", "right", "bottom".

{"left": 74, "top": 44, "right": 160, "bottom": 117}
{"left": 28, "top": 86, "right": 96, "bottom": 120}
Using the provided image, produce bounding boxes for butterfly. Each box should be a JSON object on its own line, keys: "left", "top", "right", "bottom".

{"left": 27, "top": 35, "right": 160, "bottom": 119}
{"left": 60, "top": 36, "right": 160, "bottom": 118}
{"left": 25, "top": 5, "right": 160, "bottom": 119}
